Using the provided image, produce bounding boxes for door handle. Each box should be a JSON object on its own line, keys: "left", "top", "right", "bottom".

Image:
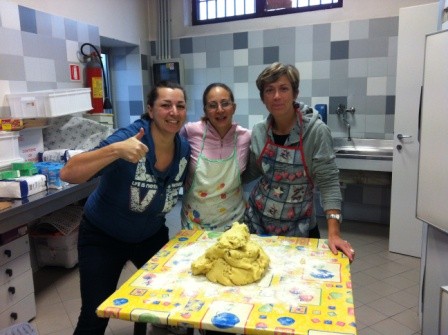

{"left": 397, "top": 134, "right": 412, "bottom": 140}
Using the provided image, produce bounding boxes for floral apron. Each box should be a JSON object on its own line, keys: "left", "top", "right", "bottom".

{"left": 181, "top": 129, "right": 245, "bottom": 231}
{"left": 245, "top": 112, "right": 315, "bottom": 237}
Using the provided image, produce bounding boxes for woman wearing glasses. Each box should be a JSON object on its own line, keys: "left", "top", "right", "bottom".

{"left": 60, "top": 81, "right": 190, "bottom": 334}
{"left": 180, "top": 82, "right": 251, "bottom": 231}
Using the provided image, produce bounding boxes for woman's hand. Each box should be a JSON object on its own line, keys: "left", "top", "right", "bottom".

{"left": 117, "top": 128, "right": 149, "bottom": 163}
{"left": 328, "top": 235, "right": 355, "bottom": 263}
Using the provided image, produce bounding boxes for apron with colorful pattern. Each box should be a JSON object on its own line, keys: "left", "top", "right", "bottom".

{"left": 181, "top": 129, "right": 246, "bottom": 231}
{"left": 246, "top": 112, "right": 315, "bottom": 236}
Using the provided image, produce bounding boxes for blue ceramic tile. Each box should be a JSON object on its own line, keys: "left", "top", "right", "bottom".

{"left": 347, "top": 95, "right": 366, "bottom": 115}
{"left": 0, "top": 27, "right": 23, "bottom": 56}
{"left": 129, "top": 100, "right": 143, "bottom": 116}
{"left": 193, "top": 36, "right": 206, "bottom": 53}
{"left": 263, "top": 46, "right": 279, "bottom": 64}
{"left": 77, "top": 23, "right": 90, "bottom": 45}
{"left": 234, "top": 66, "right": 248, "bottom": 83}
{"left": 312, "top": 60, "right": 330, "bottom": 79}
{"left": 368, "top": 37, "right": 389, "bottom": 58}
{"left": 366, "top": 96, "right": 386, "bottom": 115}
{"left": 263, "top": 27, "right": 295, "bottom": 47}
{"left": 313, "top": 42, "right": 330, "bottom": 61}
{"left": 248, "top": 30, "right": 263, "bottom": 48}
{"left": 206, "top": 50, "right": 220, "bottom": 68}
{"left": 348, "top": 78, "right": 367, "bottom": 96}
{"left": 312, "top": 79, "right": 329, "bottom": 97}
{"left": 35, "top": 10, "right": 51, "bottom": 36}
{"left": 329, "top": 97, "right": 347, "bottom": 115}
{"left": 220, "top": 66, "right": 234, "bottom": 84}
{"left": 348, "top": 39, "right": 370, "bottom": 58}
{"left": 64, "top": 18, "right": 77, "bottom": 41}
{"left": 205, "top": 68, "right": 220, "bottom": 84}
{"left": 384, "top": 114, "right": 395, "bottom": 134}
{"left": 295, "top": 43, "right": 312, "bottom": 62}
{"left": 128, "top": 85, "right": 142, "bottom": 101}
{"left": 19, "top": 6, "right": 36, "bottom": 34}
{"left": 220, "top": 50, "right": 234, "bottom": 67}
{"left": 348, "top": 58, "right": 368, "bottom": 77}
{"left": 369, "top": 17, "right": 398, "bottom": 38}
{"left": 51, "top": 15, "right": 65, "bottom": 39}
{"left": 330, "top": 59, "right": 348, "bottom": 79}
{"left": 87, "top": 25, "right": 100, "bottom": 46}
{"left": 180, "top": 37, "right": 193, "bottom": 54}
{"left": 386, "top": 96, "right": 395, "bottom": 115}
{"left": 386, "top": 76, "right": 396, "bottom": 96}
{"left": 296, "top": 25, "right": 313, "bottom": 44}
{"left": 0, "top": 54, "right": 25, "bottom": 80}
{"left": 349, "top": 20, "right": 369, "bottom": 40}
{"left": 233, "top": 32, "right": 248, "bottom": 49}
{"left": 313, "top": 23, "right": 331, "bottom": 43}
{"left": 299, "top": 79, "right": 312, "bottom": 98}
{"left": 279, "top": 45, "right": 295, "bottom": 65}
{"left": 365, "top": 115, "right": 386, "bottom": 134}
{"left": 368, "top": 57, "right": 388, "bottom": 77}
{"left": 248, "top": 48, "right": 264, "bottom": 65}
{"left": 329, "top": 78, "right": 348, "bottom": 97}
{"left": 206, "top": 34, "right": 233, "bottom": 51}
{"left": 330, "top": 40, "right": 348, "bottom": 60}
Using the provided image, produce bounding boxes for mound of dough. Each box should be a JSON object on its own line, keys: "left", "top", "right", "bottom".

{"left": 191, "top": 222, "right": 270, "bottom": 286}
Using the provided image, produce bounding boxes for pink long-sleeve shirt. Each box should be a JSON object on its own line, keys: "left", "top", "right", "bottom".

{"left": 180, "top": 120, "right": 251, "bottom": 192}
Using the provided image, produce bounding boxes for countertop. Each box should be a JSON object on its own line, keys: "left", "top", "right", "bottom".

{"left": 0, "top": 178, "right": 99, "bottom": 234}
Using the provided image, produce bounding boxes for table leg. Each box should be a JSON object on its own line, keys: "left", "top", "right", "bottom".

{"left": 134, "top": 322, "right": 147, "bottom": 335}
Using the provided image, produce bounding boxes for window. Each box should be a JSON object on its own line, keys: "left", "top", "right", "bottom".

{"left": 192, "top": 0, "right": 342, "bottom": 25}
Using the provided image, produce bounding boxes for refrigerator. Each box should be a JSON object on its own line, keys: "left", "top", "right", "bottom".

{"left": 417, "top": 29, "right": 448, "bottom": 335}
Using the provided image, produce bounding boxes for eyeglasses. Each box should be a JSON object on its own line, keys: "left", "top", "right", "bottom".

{"left": 205, "top": 100, "right": 234, "bottom": 111}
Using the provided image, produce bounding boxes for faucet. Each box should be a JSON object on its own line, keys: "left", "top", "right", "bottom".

{"left": 336, "top": 104, "right": 356, "bottom": 141}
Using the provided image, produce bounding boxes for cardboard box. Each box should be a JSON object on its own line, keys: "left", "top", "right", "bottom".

{"left": 18, "top": 128, "right": 44, "bottom": 162}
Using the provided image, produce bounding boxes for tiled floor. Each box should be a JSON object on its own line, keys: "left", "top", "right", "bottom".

{"left": 29, "top": 203, "right": 422, "bottom": 335}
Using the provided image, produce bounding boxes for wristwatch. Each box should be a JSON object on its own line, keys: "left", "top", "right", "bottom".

{"left": 326, "top": 213, "right": 342, "bottom": 223}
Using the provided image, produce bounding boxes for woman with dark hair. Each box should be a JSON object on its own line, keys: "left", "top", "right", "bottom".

{"left": 60, "top": 81, "right": 190, "bottom": 334}
{"left": 180, "top": 82, "right": 251, "bottom": 231}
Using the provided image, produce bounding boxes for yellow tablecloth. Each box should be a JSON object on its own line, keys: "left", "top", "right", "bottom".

{"left": 97, "top": 230, "right": 357, "bottom": 335}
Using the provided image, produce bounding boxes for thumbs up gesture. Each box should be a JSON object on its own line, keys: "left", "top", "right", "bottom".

{"left": 120, "top": 127, "right": 149, "bottom": 163}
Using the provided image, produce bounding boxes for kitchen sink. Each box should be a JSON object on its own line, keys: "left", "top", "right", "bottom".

{"left": 333, "top": 138, "right": 393, "bottom": 160}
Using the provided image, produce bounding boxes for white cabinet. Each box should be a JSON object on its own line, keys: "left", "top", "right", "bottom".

{"left": 0, "top": 235, "right": 36, "bottom": 328}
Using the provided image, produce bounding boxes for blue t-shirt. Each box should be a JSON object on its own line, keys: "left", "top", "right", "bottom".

{"left": 83, "top": 118, "right": 190, "bottom": 243}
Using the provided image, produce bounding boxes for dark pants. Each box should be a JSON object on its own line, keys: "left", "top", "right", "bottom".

{"left": 73, "top": 216, "right": 169, "bottom": 335}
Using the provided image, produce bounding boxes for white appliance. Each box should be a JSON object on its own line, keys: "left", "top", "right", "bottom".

{"left": 417, "top": 29, "right": 448, "bottom": 335}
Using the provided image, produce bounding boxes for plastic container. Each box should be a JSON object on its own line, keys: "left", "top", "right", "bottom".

{"left": 0, "top": 130, "right": 24, "bottom": 169}
{"left": 314, "top": 104, "right": 328, "bottom": 124}
{"left": 31, "top": 228, "right": 79, "bottom": 268}
{"left": 6, "top": 88, "right": 92, "bottom": 118}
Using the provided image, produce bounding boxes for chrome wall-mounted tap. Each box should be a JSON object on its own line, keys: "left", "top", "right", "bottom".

{"left": 336, "top": 104, "right": 356, "bottom": 141}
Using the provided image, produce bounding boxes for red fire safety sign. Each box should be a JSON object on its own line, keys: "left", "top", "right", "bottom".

{"left": 70, "top": 64, "right": 81, "bottom": 81}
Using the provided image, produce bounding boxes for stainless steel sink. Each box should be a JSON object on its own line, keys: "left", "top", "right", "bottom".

{"left": 333, "top": 138, "right": 393, "bottom": 160}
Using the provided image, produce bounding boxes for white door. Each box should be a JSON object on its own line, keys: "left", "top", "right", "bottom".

{"left": 389, "top": 3, "right": 438, "bottom": 257}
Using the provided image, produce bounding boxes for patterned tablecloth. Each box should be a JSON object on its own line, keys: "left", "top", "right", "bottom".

{"left": 97, "top": 230, "right": 357, "bottom": 335}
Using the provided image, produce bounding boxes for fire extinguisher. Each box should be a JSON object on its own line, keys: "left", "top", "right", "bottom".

{"left": 80, "top": 43, "right": 112, "bottom": 114}
{"left": 85, "top": 52, "right": 103, "bottom": 113}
